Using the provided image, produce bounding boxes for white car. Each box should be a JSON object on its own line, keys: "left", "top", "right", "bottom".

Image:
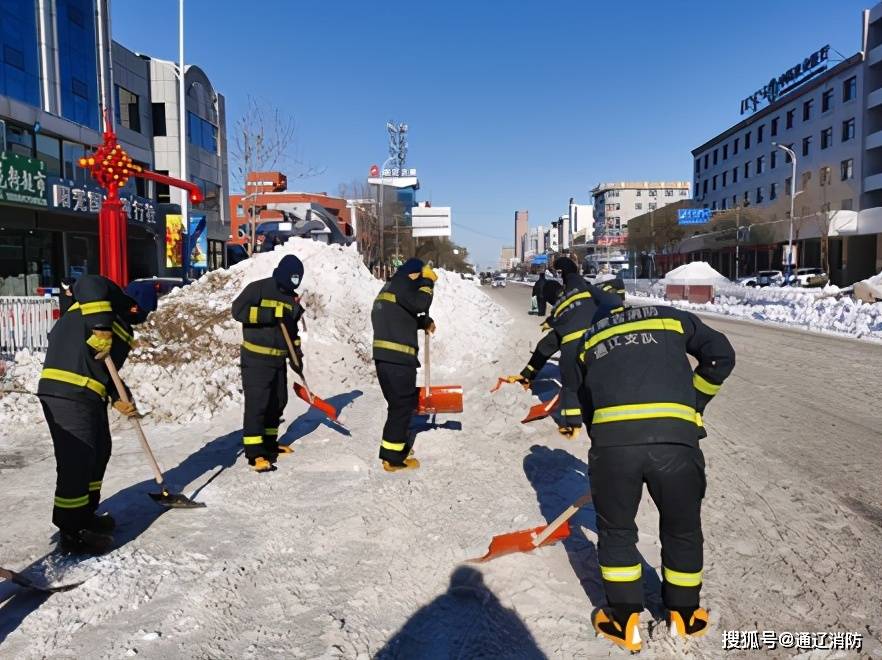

{"left": 492, "top": 276, "right": 507, "bottom": 288}
{"left": 791, "top": 267, "right": 829, "bottom": 287}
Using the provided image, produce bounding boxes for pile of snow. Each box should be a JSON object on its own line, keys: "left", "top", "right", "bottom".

{"left": 663, "top": 261, "right": 728, "bottom": 286}
{"left": 0, "top": 239, "right": 508, "bottom": 428}
{"left": 854, "top": 270, "right": 882, "bottom": 303}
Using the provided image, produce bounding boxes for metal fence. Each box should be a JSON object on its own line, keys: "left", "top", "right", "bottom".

{"left": 0, "top": 296, "right": 58, "bottom": 355}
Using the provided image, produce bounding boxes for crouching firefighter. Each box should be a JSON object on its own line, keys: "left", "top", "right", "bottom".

{"left": 577, "top": 304, "right": 735, "bottom": 652}
{"left": 232, "top": 255, "right": 305, "bottom": 473}
{"left": 502, "top": 257, "right": 621, "bottom": 438}
{"left": 37, "top": 274, "right": 147, "bottom": 554}
{"left": 371, "top": 258, "right": 436, "bottom": 472}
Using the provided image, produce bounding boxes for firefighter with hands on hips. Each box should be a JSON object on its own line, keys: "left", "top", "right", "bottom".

{"left": 371, "top": 258, "right": 436, "bottom": 472}
{"left": 232, "top": 254, "right": 305, "bottom": 473}
{"left": 37, "top": 274, "right": 147, "bottom": 554}
{"left": 502, "top": 256, "right": 622, "bottom": 437}
{"left": 577, "top": 304, "right": 735, "bottom": 652}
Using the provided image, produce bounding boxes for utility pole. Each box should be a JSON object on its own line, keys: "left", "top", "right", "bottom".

{"left": 773, "top": 142, "right": 798, "bottom": 281}
{"left": 178, "top": 0, "right": 188, "bottom": 282}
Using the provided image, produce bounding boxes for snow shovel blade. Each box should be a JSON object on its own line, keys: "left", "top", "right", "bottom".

{"left": 148, "top": 488, "right": 206, "bottom": 508}
{"left": 521, "top": 393, "right": 560, "bottom": 424}
{"left": 293, "top": 383, "right": 339, "bottom": 421}
{"left": 471, "top": 520, "right": 572, "bottom": 563}
{"left": 0, "top": 566, "right": 85, "bottom": 593}
{"left": 417, "top": 386, "right": 463, "bottom": 415}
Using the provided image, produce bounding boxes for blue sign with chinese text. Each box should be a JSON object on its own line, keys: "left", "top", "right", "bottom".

{"left": 678, "top": 208, "right": 711, "bottom": 225}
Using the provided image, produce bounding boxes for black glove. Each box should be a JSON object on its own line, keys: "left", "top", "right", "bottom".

{"left": 418, "top": 315, "right": 436, "bottom": 333}
{"left": 697, "top": 426, "right": 707, "bottom": 441}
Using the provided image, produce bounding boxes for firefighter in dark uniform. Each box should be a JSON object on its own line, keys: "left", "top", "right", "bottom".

{"left": 503, "top": 257, "right": 621, "bottom": 437}
{"left": 531, "top": 271, "right": 547, "bottom": 316}
{"left": 577, "top": 304, "right": 735, "bottom": 652}
{"left": 232, "top": 255, "right": 305, "bottom": 473}
{"left": 37, "top": 274, "right": 146, "bottom": 554}
{"left": 371, "top": 258, "right": 436, "bottom": 472}
{"left": 598, "top": 276, "right": 626, "bottom": 301}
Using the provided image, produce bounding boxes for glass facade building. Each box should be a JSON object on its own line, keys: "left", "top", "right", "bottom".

{"left": 0, "top": 0, "right": 41, "bottom": 107}
{"left": 57, "top": 0, "right": 99, "bottom": 130}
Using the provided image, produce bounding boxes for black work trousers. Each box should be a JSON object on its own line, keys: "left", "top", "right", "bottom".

{"left": 589, "top": 442, "right": 706, "bottom": 612}
{"left": 241, "top": 358, "right": 288, "bottom": 460}
{"left": 40, "top": 395, "right": 112, "bottom": 533}
{"left": 536, "top": 295, "right": 546, "bottom": 316}
{"left": 375, "top": 361, "right": 418, "bottom": 464}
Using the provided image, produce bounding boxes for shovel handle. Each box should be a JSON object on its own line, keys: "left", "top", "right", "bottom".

{"left": 280, "top": 323, "right": 313, "bottom": 403}
{"left": 103, "top": 357, "right": 165, "bottom": 487}
{"left": 532, "top": 492, "right": 593, "bottom": 547}
{"left": 424, "top": 330, "right": 431, "bottom": 400}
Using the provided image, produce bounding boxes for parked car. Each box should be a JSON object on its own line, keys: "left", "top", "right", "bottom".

{"left": 126, "top": 277, "right": 188, "bottom": 313}
{"left": 492, "top": 275, "right": 507, "bottom": 288}
{"left": 735, "top": 274, "right": 758, "bottom": 287}
{"left": 756, "top": 270, "right": 784, "bottom": 287}
{"left": 791, "top": 267, "right": 829, "bottom": 288}
{"left": 480, "top": 272, "right": 493, "bottom": 285}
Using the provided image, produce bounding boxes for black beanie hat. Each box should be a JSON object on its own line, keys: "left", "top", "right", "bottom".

{"left": 273, "top": 254, "right": 304, "bottom": 292}
{"left": 554, "top": 256, "right": 578, "bottom": 276}
{"left": 396, "top": 258, "right": 424, "bottom": 276}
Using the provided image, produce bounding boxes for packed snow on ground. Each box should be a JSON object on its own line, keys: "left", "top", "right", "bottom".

{"left": 0, "top": 239, "right": 506, "bottom": 434}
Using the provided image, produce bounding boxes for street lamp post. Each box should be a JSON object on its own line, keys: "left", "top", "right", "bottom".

{"left": 773, "top": 142, "right": 797, "bottom": 281}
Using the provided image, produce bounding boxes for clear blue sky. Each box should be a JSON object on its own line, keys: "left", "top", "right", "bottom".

{"left": 112, "top": 0, "right": 869, "bottom": 269}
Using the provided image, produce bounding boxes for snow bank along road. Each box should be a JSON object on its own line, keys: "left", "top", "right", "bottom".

{"left": 1, "top": 266, "right": 880, "bottom": 658}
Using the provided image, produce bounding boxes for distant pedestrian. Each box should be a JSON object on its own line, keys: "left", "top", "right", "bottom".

{"left": 531, "top": 271, "right": 547, "bottom": 315}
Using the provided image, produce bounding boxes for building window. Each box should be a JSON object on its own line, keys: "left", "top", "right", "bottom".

{"left": 648, "top": 189, "right": 657, "bottom": 196}
{"left": 821, "top": 127, "right": 833, "bottom": 149}
{"left": 784, "top": 144, "right": 794, "bottom": 163}
{"left": 635, "top": 190, "right": 641, "bottom": 196}
{"left": 757, "top": 124, "right": 765, "bottom": 143}
{"left": 822, "top": 88, "right": 834, "bottom": 112}
{"left": 62, "top": 141, "right": 86, "bottom": 184}
{"left": 635, "top": 202, "right": 642, "bottom": 210}
{"left": 770, "top": 182, "right": 778, "bottom": 200}
{"left": 744, "top": 161, "right": 750, "bottom": 178}
{"left": 756, "top": 155, "right": 764, "bottom": 174}
{"left": 723, "top": 144, "right": 728, "bottom": 160}
{"left": 771, "top": 117, "right": 779, "bottom": 136}
{"left": 648, "top": 203, "right": 657, "bottom": 210}
{"left": 703, "top": 154, "right": 709, "bottom": 170}
{"left": 711, "top": 201, "right": 717, "bottom": 210}
{"left": 702, "top": 180, "right": 708, "bottom": 196}
{"left": 694, "top": 159, "right": 700, "bottom": 174}
{"left": 152, "top": 103, "right": 167, "bottom": 136}
{"left": 843, "top": 76, "right": 857, "bottom": 102}
{"left": 842, "top": 118, "right": 855, "bottom": 141}
{"left": 786, "top": 109, "right": 795, "bottom": 129}
{"left": 841, "top": 198, "right": 853, "bottom": 210}
{"left": 693, "top": 182, "right": 699, "bottom": 197}
{"left": 0, "top": 3, "right": 41, "bottom": 107}
{"left": 801, "top": 171, "right": 811, "bottom": 190}
{"left": 820, "top": 166, "right": 831, "bottom": 186}
{"left": 664, "top": 189, "right": 673, "bottom": 196}
{"left": 803, "top": 99, "right": 813, "bottom": 121}
{"left": 841, "top": 158, "right": 853, "bottom": 181}
{"left": 770, "top": 150, "right": 777, "bottom": 169}
{"left": 712, "top": 175, "right": 717, "bottom": 191}
{"left": 744, "top": 130, "right": 751, "bottom": 149}
{"left": 57, "top": 0, "right": 100, "bottom": 130}
{"left": 732, "top": 194, "right": 737, "bottom": 207}
{"left": 5, "top": 123, "right": 34, "bottom": 157}
{"left": 35, "top": 134, "right": 61, "bottom": 177}
{"left": 802, "top": 135, "right": 812, "bottom": 157}
{"left": 733, "top": 166, "right": 738, "bottom": 183}
{"left": 756, "top": 186, "right": 764, "bottom": 203}
{"left": 115, "top": 85, "right": 141, "bottom": 133}
{"left": 743, "top": 190, "right": 750, "bottom": 205}
{"left": 721, "top": 198, "right": 728, "bottom": 210}
{"left": 785, "top": 177, "right": 792, "bottom": 196}
{"left": 713, "top": 149, "right": 718, "bottom": 166}
{"left": 187, "top": 111, "right": 219, "bottom": 153}
{"left": 155, "top": 169, "right": 171, "bottom": 204}
{"left": 733, "top": 137, "right": 739, "bottom": 155}
{"left": 722, "top": 171, "right": 728, "bottom": 187}
{"left": 680, "top": 189, "right": 687, "bottom": 196}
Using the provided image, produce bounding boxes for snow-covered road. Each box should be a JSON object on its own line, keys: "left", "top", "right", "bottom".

{"left": 1, "top": 276, "right": 880, "bottom": 658}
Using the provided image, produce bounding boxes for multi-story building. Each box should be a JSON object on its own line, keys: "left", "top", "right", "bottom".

{"left": 569, "top": 201, "right": 594, "bottom": 243}
{"left": 590, "top": 181, "right": 690, "bottom": 247}
{"left": 514, "top": 209, "right": 528, "bottom": 262}
{"left": 525, "top": 224, "right": 545, "bottom": 258}
{"left": 498, "top": 245, "right": 515, "bottom": 271}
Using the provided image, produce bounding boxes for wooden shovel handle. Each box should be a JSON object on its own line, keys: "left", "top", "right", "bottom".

{"left": 424, "top": 330, "right": 431, "bottom": 399}
{"left": 103, "top": 357, "right": 164, "bottom": 486}
{"left": 280, "top": 322, "right": 313, "bottom": 402}
{"left": 532, "top": 492, "right": 593, "bottom": 547}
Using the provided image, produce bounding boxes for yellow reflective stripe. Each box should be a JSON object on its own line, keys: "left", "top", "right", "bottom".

{"left": 561, "top": 329, "right": 586, "bottom": 345}
{"left": 264, "top": 428, "right": 279, "bottom": 436}
{"left": 663, "top": 566, "right": 703, "bottom": 587}
{"left": 54, "top": 494, "right": 90, "bottom": 509}
{"left": 418, "top": 286, "right": 433, "bottom": 295}
{"left": 243, "top": 435, "right": 263, "bottom": 445}
{"left": 294, "top": 338, "right": 301, "bottom": 346}
{"left": 561, "top": 408, "right": 581, "bottom": 416}
{"left": 376, "top": 292, "right": 397, "bottom": 304}
{"left": 40, "top": 368, "right": 107, "bottom": 398}
{"left": 242, "top": 341, "right": 286, "bottom": 357}
{"left": 593, "top": 402, "right": 698, "bottom": 425}
{"left": 248, "top": 307, "right": 259, "bottom": 323}
{"left": 112, "top": 321, "right": 135, "bottom": 346}
{"left": 611, "top": 306, "right": 624, "bottom": 313}
{"left": 695, "top": 413, "right": 704, "bottom": 428}
{"left": 693, "top": 373, "right": 721, "bottom": 396}
{"left": 584, "top": 318, "right": 684, "bottom": 351}
{"left": 372, "top": 340, "right": 416, "bottom": 356}
{"left": 553, "top": 291, "right": 592, "bottom": 318}
{"left": 86, "top": 334, "right": 112, "bottom": 351}
{"left": 600, "top": 564, "right": 642, "bottom": 582}
{"left": 89, "top": 480, "right": 102, "bottom": 492}
{"left": 260, "top": 299, "right": 293, "bottom": 311}
{"left": 79, "top": 300, "right": 112, "bottom": 315}
{"left": 381, "top": 439, "right": 406, "bottom": 451}
{"left": 68, "top": 302, "right": 80, "bottom": 311}
{"left": 525, "top": 364, "right": 536, "bottom": 373}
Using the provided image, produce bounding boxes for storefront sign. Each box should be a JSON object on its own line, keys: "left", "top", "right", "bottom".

{"left": 188, "top": 214, "right": 208, "bottom": 270}
{"left": 0, "top": 151, "right": 48, "bottom": 208}
{"left": 166, "top": 214, "right": 184, "bottom": 268}
{"left": 741, "top": 46, "right": 830, "bottom": 115}
{"left": 48, "top": 177, "right": 157, "bottom": 225}
{"left": 678, "top": 208, "right": 711, "bottom": 225}
{"left": 382, "top": 168, "right": 417, "bottom": 177}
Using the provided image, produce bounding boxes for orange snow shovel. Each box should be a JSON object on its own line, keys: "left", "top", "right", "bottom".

{"left": 104, "top": 358, "right": 205, "bottom": 508}
{"left": 472, "top": 492, "right": 592, "bottom": 562}
{"left": 521, "top": 391, "right": 560, "bottom": 424}
{"left": 416, "top": 331, "right": 463, "bottom": 415}
{"left": 280, "top": 324, "right": 339, "bottom": 422}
